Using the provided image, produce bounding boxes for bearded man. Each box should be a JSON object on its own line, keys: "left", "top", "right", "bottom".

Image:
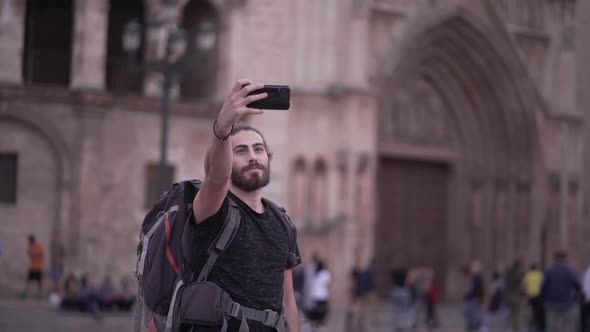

{"left": 186, "top": 79, "right": 302, "bottom": 332}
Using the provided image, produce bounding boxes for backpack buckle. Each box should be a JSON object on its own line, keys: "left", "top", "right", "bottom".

{"left": 262, "top": 309, "right": 279, "bottom": 326}
{"left": 229, "top": 302, "right": 241, "bottom": 317}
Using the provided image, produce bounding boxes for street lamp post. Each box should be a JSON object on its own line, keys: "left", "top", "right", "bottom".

{"left": 122, "top": 15, "right": 217, "bottom": 194}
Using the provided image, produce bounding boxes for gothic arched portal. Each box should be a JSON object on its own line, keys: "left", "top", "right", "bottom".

{"left": 374, "top": 8, "right": 545, "bottom": 298}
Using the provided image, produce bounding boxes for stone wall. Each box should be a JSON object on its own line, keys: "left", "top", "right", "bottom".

{"left": 0, "top": 0, "right": 588, "bottom": 302}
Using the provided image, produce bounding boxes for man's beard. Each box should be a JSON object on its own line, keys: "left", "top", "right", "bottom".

{"left": 231, "top": 162, "right": 271, "bottom": 192}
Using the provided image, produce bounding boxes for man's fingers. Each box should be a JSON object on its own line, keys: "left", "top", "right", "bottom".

{"left": 244, "top": 92, "right": 268, "bottom": 105}
{"left": 238, "top": 82, "right": 265, "bottom": 98}
{"left": 244, "top": 108, "right": 264, "bottom": 115}
{"left": 232, "top": 79, "right": 253, "bottom": 93}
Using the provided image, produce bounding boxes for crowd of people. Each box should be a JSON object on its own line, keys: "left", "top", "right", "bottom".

{"left": 20, "top": 230, "right": 590, "bottom": 332}
{"left": 21, "top": 233, "right": 135, "bottom": 319}
{"left": 15, "top": 230, "right": 588, "bottom": 332}
{"left": 462, "top": 251, "right": 590, "bottom": 332}
{"left": 296, "top": 256, "right": 441, "bottom": 332}
{"left": 59, "top": 273, "right": 136, "bottom": 316}
{"left": 389, "top": 267, "right": 440, "bottom": 332}
{"left": 342, "top": 252, "right": 589, "bottom": 332}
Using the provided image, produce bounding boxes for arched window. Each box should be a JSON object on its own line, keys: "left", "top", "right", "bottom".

{"left": 336, "top": 150, "right": 349, "bottom": 213}
{"left": 311, "top": 159, "right": 328, "bottom": 224}
{"left": 23, "top": 0, "right": 73, "bottom": 86}
{"left": 106, "top": 0, "right": 144, "bottom": 93}
{"left": 180, "top": 0, "right": 220, "bottom": 99}
{"left": 290, "top": 157, "right": 307, "bottom": 222}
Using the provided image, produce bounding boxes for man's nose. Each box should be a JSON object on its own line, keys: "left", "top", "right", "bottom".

{"left": 246, "top": 148, "right": 259, "bottom": 162}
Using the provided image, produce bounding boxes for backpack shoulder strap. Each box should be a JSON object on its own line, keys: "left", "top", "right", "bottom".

{"left": 182, "top": 179, "right": 202, "bottom": 207}
{"left": 262, "top": 198, "right": 298, "bottom": 267}
{"left": 195, "top": 197, "right": 242, "bottom": 282}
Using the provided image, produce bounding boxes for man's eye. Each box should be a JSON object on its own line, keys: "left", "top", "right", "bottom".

{"left": 255, "top": 147, "right": 265, "bottom": 153}
{"left": 235, "top": 149, "right": 246, "bottom": 154}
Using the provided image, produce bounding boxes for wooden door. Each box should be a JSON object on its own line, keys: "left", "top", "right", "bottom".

{"left": 375, "top": 158, "right": 450, "bottom": 297}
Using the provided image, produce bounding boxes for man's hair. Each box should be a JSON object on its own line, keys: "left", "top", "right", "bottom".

{"left": 231, "top": 124, "right": 273, "bottom": 160}
{"left": 205, "top": 124, "right": 273, "bottom": 176}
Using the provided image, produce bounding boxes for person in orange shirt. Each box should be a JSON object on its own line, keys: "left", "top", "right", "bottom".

{"left": 22, "top": 234, "right": 44, "bottom": 299}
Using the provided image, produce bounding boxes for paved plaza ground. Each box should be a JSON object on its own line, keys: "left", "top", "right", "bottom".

{"left": 0, "top": 295, "right": 519, "bottom": 332}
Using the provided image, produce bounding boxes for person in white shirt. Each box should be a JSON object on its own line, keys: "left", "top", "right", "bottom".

{"left": 582, "top": 265, "right": 590, "bottom": 332}
{"left": 306, "top": 255, "right": 332, "bottom": 328}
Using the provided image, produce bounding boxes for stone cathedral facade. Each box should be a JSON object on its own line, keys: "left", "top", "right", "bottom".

{"left": 1, "top": 0, "right": 589, "bottom": 305}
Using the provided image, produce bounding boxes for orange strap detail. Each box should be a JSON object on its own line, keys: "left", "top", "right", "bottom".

{"left": 165, "top": 214, "right": 181, "bottom": 275}
{"left": 149, "top": 318, "right": 158, "bottom": 332}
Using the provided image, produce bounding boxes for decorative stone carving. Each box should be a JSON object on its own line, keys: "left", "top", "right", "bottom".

{"left": 383, "top": 79, "right": 456, "bottom": 147}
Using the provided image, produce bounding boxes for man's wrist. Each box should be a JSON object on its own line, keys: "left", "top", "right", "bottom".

{"left": 213, "top": 119, "right": 233, "bottom": 141}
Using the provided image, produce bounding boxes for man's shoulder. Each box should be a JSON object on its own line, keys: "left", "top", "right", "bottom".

{"left": 261, "top": 197, "right": 287, "bottom": 213}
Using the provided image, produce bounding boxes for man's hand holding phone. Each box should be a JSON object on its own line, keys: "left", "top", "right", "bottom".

{"left": 215, "top": 79, "right": 268, "bottom": 136}
{"left": 246, "top": 85, "right": 290, "bottom": 110}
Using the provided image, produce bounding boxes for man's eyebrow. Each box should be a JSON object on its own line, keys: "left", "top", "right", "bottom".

{"left": 233, "top": 144, "right": 248, "bottom": 151}
{"left": 233, "top": 143, "right": 265, "bottom": 151}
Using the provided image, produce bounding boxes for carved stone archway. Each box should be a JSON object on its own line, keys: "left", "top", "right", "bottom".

{"left": 374, "top": 7, "right": 546, "bottom": 298}
{"left": 0, "top": 106, "right": 75, "bottom": 289}
{"left": 0, "top": 107, "right": 74, "bottom": 233}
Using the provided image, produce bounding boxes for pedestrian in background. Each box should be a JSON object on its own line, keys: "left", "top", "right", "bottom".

{"left": 541, "top": 251, "right": 580, "bottom": 332}
{"left": 49, "top": 232, "right": 65, "bottom": 296}
{"left": 391, "top": 268, "right": 415, "bottom": 332}
{"left": 581, "top": 263, "right": 590, "bottom": 332}
{"left": 523, "top": 263, "right": 545, "bottom": 331}
{"left": 350, "top": 257, "right": 377, "bottom": 331}
{"left": 463, "top": 261, "right": 485, "bottom": 331}
{"left": 410, "top": 267, "right": 429, "bottom": 329}
{"left": 505, "top": 259, "right": 525, "bottom": 332}
{"left": 306, "top": 256, "right": 332, "bottom": 330}
{"left": 21, "top": 234, "right": 44, "bottom": 299}
{"left": 424, "top": 267, "right": 440, "bottom": 329}
{"left": 482, "top": 271, "right": 507, "bottom": 331}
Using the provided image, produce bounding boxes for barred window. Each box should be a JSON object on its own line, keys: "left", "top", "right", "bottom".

{"left": 106, "top": 0, "right": 144, "bottom": 93}
{"left": 180, "top": 0, "right": 220, "bottom": 99}
{"left": 0, "top": 154, "right": 18, "bottom": 204}
{"left": 23, "top": 0, "right": 73, "bottom": 86}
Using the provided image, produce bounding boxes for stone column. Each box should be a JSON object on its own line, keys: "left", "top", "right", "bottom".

{"left": 0, "top": 0, "right": 26, "bottom": 83}
{"left": 445, "top": 167, "right": 469, "bottom": 299}
{"left": 577, "top": 0, "right": 590, "bottom": 267}
{"left": 70, "top": 0, "right": 108, "bottom": 90}
{"left": 529, "top": 172, "right": 547, "bottom": 265}
{"left": 344, "top": 4, "right": 369, "bottom": 88}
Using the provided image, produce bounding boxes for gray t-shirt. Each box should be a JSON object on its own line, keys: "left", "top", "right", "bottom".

{"left": 186, "top": 192, "right": 301, "bottom": 331}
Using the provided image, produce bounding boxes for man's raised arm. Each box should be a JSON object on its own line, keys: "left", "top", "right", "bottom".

{"left": 193, "top": 79, "right": 267, "bottom": 223}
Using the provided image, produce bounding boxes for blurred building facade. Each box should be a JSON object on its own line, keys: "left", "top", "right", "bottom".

{"left": 0, "top": 0, "right": 589, "bottom": 304}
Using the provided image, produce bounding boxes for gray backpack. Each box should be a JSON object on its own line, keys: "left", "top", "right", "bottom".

{"left": 133, "top": 180, "right": 296, "bottom": 332}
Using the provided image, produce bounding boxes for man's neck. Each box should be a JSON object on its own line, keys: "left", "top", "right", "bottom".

{"left": 230, "top": 185, "right": 264, "bottom": 213}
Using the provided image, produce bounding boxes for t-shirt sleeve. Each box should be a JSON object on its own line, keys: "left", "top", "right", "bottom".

{"left": 185, "top": 197, "right": 230, "bottom": 271}
{"left": 286, "top": 224, "right": 302, "bottom": 269}
{"left": 193, "top": 197, "right": 229, "bottom": 231}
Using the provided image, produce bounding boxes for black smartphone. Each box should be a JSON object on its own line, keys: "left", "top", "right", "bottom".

{"left": 246, "top": 85, "right": 290, "bottom": 110}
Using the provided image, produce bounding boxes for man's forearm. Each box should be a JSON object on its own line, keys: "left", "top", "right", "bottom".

{"left": 284, "top": 295, "right": 300, "bottom": 332}
{"left": 282, "top": 269, "right": 300, "bottom": 332}
{"left": 204, "top": 120, "right": 233, "bottom": 182}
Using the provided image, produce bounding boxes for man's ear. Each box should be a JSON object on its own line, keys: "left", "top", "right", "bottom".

{"left": 267, "top": 151, "right": 274, "bottom": 160}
